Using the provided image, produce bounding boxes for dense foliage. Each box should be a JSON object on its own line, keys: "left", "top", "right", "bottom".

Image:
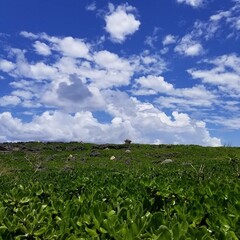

{"left": 0, "top": 142, "right": 240, "bottom": 239}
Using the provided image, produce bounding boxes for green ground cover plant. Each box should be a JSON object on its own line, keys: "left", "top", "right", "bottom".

{"left": 0, "top": 142, "right": 240, "bottom": 239}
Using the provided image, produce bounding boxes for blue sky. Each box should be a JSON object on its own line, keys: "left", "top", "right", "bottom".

{"left": 0, "top": 0, "right": 240, "bottom": 146}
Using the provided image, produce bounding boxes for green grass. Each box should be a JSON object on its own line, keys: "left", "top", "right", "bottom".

{"left": 0, "top": 142, "right": 240, "bottom": 239}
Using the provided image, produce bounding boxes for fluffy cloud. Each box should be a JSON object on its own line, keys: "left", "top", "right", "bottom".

{"left": 56, "top": 37, "right": 90, "bottom": 59}
{"left": 17, "top": 33, "right": 135, "bottom": 89}
{"left": 91, "top": 50, "right": 134, "bottom": 88}
{"left": 18, "top": 32, "right": 166, "bottom": 86}
{"left": 175, "top": 35, "right": 204, "bottom": 56}
{"left": 188, "top": 54, "right": 240, "bottom": 96}
{"left": 185, "top": 43, "right": 203, "bottom": 56}
{"left": 0, "top": 31, "right": 223, "bottom": 146}
{"left": 94, "top": 50, "right": 130, "bottom": 70}
{"left": 21, "top": 32, "right": 91, "bottom": 59}
{"left": 133, "top": 75, "right": 174, "bottom": 95}
{"left": 0, "top": 107, "right": 221, "bottom": 146}
{"left": 7, "top": 48, "right": 58, "bottom": 80}
{"left": 12, "top": 90, "right": 33, "bottom": 101}
{"left": 177, "top": 0, "right": 204, "bottom": 8}
{"left": 211, "top": 1, "right": 240, "bottom": 33}
{"left": 20, "top": 31, "right": 38, "bottom": 39}
{"left": 0, "top": 96, "right": 21, "bottom": 106}
{"left": 105, "top": 3, "right": 141, "bottom": 43}
{"left": 38, "top": 76, "right": 105, "bottom": 112}
{"left": 57, "top": 74, "right": 92, "bottom": 102}
{"left": 193, "top": 1, "right": 240, "bottom": 40}
{"left": 163, "top": 34, "right": 177, "bottom": 45}
{"left": 33, "top": 41, "right": 51, "bottom": 56}
{"left": 130, "top": 50, "right": 167, "bottom": 76}
{"left": 210, "top": 11, "right": 231, "bottom": 22}
{"left": 165, "top": 1, "right": 240, "bottom": 60}
{"left": 0, "top": 59, "right": 15, "bottom": 72}
{"left": 0, "top": 40, "right": 133, "bottom": 114}
{"left": 155, "top": 94, "right": 214, "bottom": 111}
{"left": 132, "top": 75, "right": 217, "bottom": 111}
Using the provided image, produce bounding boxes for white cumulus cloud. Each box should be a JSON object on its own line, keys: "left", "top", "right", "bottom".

{"left": 0, "top": 95, "right": 21, "bottom": 106}
{"left": 105, "top": 3, "right": 141, "bottom": 43}
{"left": 0, "top": 31, "right": 224, "bottom": 146}
{"left": 175, "top": 35, "right": 204, "bottom": 56}
{"left": 132, "top": 74, "right": 217, "bottom": 112}
{"left": 163, "top": 34, "right": 177, "bottom": 45}
{"left": 0, "top": 107, "right": 221, "bottom": 146}
{"left": 33, "top": 41, "right": 51, "bottom": 56}
{"left": 56, "top": 37, "right": 90, "bottom": 59}
{"left": 133, "top": 75, "right": 174, "bottom": 95}
{"left": 0, "top": 59, "right": 15, "bottom": 72}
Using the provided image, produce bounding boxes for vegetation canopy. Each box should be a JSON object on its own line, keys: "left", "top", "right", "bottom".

{"left": 0, "top": 142, "right": 240, "bottom": 239}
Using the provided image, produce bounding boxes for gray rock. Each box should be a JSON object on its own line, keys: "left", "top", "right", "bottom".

{"left": 90, "top": 151, "right": 101, "bottom": 157}
{"left": 0, "top": 146, "right": 8, "bottom": 151}
{"left": 161, "top": 159, "right": 174, "bottom": 164}
{"left": 125, "top": 159, "right": 131, "bottom": 164}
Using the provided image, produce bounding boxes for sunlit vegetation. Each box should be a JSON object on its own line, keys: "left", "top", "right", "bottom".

{"left": 0, "top": 142, "right": 240, "bottom": 239}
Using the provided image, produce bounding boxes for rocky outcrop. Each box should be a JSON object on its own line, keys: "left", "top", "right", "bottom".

{"left": 0, "top": 145, "right": 8, "bottom": 151}
{"left": 92, "top": 144, "right": 128, "bottom": 150}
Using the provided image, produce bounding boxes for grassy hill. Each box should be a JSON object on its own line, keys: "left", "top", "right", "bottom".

{"left": 0, "top": 142, "right": 240, "bottom": 239}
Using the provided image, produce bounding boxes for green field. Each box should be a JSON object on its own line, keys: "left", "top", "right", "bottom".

{"left": 0, "top": 142, "right": 240, "bottom": 239}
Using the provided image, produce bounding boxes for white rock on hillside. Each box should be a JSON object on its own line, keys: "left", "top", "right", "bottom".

{"left": 110, "top": 156, "right": 116, "bottom": 160}
{"left": 161, "top": 159, "right": 173, "bottom": 164}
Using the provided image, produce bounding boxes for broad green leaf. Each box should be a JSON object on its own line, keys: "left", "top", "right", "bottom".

{"left": 85, "top": 227, "right": 98, "bottom": 238}
{"left": 0, "top": 226, "right": 7, "bottom": 235}
{"left": 226, "top": 231, "right": 238, "bottom": 240}
{"left": 159, "top": 225, "right": 172, "bottom": 239}
{"left": 34, "top": 227, "right": 47, "bottom": 236}
{"left": 99, "top": 227, "right": 107, "bottom": 234}
{"left": 20, "top": 197, "right": 31, "bottom": 204}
